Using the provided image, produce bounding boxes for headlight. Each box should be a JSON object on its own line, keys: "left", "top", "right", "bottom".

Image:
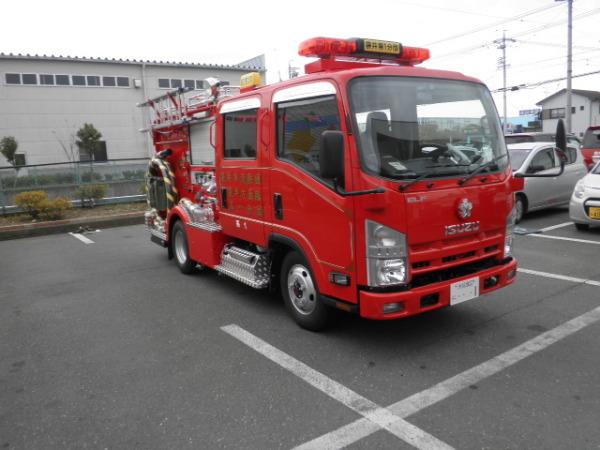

{"left": 504, "top": 205, "right": 516, "bottom": 258}
{"left": 573, "top": 180, "right": 585, "bottom": 199}
{"left": 366, "top": 220, "right": 408, "bottom": 286}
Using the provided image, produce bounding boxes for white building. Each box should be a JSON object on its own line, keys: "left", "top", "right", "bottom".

{"left": 0, "top": 53, "right": 265, "bottom": 166}
{"left": 536, "top": 89, "right": 600, "bottom": 138}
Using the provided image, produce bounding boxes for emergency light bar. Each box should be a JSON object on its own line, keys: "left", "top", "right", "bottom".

{"left": 298, "top": 37, "right": 430, "bottom": 65}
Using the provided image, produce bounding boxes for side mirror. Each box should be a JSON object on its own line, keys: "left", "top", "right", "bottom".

{"left": 555, "top": 119, "right": 567, "bottom": 152}
{"left": 319, "top": 130, "right": 345, "bottom": 180}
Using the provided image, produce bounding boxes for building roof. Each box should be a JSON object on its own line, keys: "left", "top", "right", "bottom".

{"left": 536, "top": 88, "right": 600, "bottom": 105}
{"left": 0, "top": 52, "right": 265, "bottom": 72}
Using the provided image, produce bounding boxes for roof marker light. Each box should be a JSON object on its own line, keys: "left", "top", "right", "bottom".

{"left": 298, "top": 37, "right": 430, "bottom": 66}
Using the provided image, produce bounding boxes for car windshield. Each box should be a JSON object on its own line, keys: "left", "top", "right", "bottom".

{"left": 583, "top": 129, "right": 600, "bottom": 149}
{"left": 507, "top": 148, "right": 532, "bottom": 170}
{"left": 349, "top": 77, "right": 508, "bottom": 179}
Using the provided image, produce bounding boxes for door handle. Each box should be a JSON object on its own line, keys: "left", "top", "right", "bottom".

{"left": 221, "top": 187, "right": 228, "bottom": 209}
{"left": 273, "top": 193, "right": 283, "bottom": 220}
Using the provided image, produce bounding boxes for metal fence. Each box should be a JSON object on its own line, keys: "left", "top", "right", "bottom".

{"left": 0, "top": 158, "right": 149, "bottom": 213}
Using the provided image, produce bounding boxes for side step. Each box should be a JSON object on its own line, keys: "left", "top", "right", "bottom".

{"left": 215, "top": 245, "right": 270, "bottom": 289}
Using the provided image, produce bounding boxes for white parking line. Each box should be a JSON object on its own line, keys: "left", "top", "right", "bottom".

{"left": 526, "top": 233, "right": 600, "bottom": 245}
{"left": 221, "top": 324, "right": 454, "bottom": 450}
{"left": 296, "top": 303, "right": 600, "bottom": 450}
{"left": 68, "top": 232, "right": 94, "bottom": 244}
{"left": 539, "top": 221, "right": 573, "bottom": 232}
{"left": 518, "top": 268, "right": 600, "bottom": 287}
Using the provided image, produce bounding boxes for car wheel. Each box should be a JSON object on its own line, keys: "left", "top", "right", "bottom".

{"left": 515, "top": 195, "right": 526, "bottom": 224}
{"left": 172, "top": 221, "right": 196, "bottom": 274}
{"left": 280, "top": 251, "right": 329, "bottom": 331}
{"left": 574, "top": 223, "right": 590, "bottom": 231}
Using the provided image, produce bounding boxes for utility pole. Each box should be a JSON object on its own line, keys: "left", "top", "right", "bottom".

{"left": 566, "top": 0, "right": 573, "bottom": 133}
{"left": 494, "top": 31, "right": 516, "bottom": 133}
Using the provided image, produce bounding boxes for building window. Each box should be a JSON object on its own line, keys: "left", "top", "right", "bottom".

{"left": 22, "top": 74, "right": 37, "bottom": 85}
{"left": 277, "top": 95, "right": 341, "bottom": 184}
{"left": 184, "top": 79, "right": 195, "bottom": 89}
{"left": 549, "top": 108, "right": 565, "bottom": 119}
{"left": 116, "top": 77, "right": 129, "bottom": 87}
{"left": 580, "top": 105, "right": 584, "bottom": 111}
{"left": 86, "top": 75, "right": 100, "bottom": 86}
{"left": 40, "top": 74, "right": 55, "bottom": 85}
{"left": 571, "top": 106, "right": 576, "bottom": 114}
{"left": 158, "top": 78, "right": 170, "bottom": 88}
{"left": 170, "top": 79, "right": 182, "bottom": 88}
{"left": 103, "top": 76, "right": 116, "bottom": 87}
{"left": 5, "top": 73, "right": 20, "bottom": 84}
{"left": 79, "top": 141, "right": 108, "bottom": 162}
{"left": 14, "top": 154, "right": 26, "bottom": 167}
{"left": 56, "top": 75, "right": 70, "bottom": 85}
{"left": 72, "top": 75, "right": 86, "bottom": 86}
{"left": 196, "top": 80, "right": 205, "bottom": 90}
{"left": 223, "top": 109, "right": 258, "bottom": 159}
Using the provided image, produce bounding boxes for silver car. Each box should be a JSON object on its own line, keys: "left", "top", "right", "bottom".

{"left": 508, "top": 142, "right": 587, "bottom": 222}
{"left": 569, "top": 161, "right": 600, "bottom": 230}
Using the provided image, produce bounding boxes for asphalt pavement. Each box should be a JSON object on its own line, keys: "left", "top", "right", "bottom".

{"left": 1, "top": 207, "right": 599, "bottom": 449}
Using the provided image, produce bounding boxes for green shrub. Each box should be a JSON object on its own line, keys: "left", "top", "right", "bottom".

{"left": 76, "top": 183, "right": 107, "bottom": 207}
{"left": 38, "top": 197, "right": 72, "bottom": 220}
{"left": 14, "top": 191, "right": 47, "bottom": 219}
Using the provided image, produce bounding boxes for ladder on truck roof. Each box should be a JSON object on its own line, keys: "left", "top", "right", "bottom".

{"left": 137, "top": 79, "right": 241, "bottom": 130}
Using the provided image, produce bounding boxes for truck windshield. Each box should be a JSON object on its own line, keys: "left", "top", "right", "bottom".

{"left": 349, "top": 77, "right": 507, "bottom": 180}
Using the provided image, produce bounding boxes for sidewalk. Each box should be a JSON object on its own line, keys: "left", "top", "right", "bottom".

{"left": 0, "top": 211, "right": 145, "bottom": 240}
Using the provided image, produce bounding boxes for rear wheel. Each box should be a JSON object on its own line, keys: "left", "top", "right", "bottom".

{"left": 515, "top": 195, "right": 526, "bottom": 224}
{"left": 575, "top": 223, "right": 590, "bottom": 231}
{"left": 280, "top": 251, "right": 329, "bottom": 331}
{"left": 172, "top": 221, "right": 196, "bottom": 274}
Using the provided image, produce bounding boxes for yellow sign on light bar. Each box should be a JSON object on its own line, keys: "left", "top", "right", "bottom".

{"left": 360, "top": 39, "right": 401, "bottom": 56}
{"left": 241, "top": 72, "right": 262, "bottom": 89}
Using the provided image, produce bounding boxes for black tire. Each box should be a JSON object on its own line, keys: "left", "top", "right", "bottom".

{"left": 171, "top": 221, "right": 196, "bottom": 274}
{"left": 515, "top": 195, "right": 526, "bottom": 224}
{"left": 280, "top": 251, "right": 329, "bottom": 331}
{"left": 575, "top": 223, "right": 590, "bottom": 231}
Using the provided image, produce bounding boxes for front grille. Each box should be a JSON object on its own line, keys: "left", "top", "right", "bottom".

{"left": 584, "top": 198, "right": 600, "bottom": 218}
{"left": 442, "top": 250, "right": 476, "bottom": 263}
{"left": 411, "top": 257, "right": 502, "bottom": 289}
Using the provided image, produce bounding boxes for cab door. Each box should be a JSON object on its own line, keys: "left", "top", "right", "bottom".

{"left": 268, "top": 83, "right": 355, "bottom": 300}
{"left": 217, "top": 96, "right": 269, "bottom": 246}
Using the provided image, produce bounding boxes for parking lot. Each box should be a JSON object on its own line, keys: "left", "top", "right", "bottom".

{"left": 1, "top": 208, "right": 599, "bottom": 450}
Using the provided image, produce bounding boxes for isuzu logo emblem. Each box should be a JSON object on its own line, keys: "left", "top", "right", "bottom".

{"left": 457, "top": 198, "right": 473, "bottom": 219}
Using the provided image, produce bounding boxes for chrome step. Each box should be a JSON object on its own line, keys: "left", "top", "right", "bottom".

{"left": 215, "top": 245, "right": 270, "bottom": 289}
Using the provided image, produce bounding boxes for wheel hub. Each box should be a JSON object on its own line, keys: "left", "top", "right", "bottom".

{"left": 287, "top": 264, "right": 317, "bottom": 315}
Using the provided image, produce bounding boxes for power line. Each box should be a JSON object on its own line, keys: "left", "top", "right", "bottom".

{"left": 425, "top": 3, "right": 562, "bottom": 46}
{"left": 432, "top": 7, "right": 600, "bottom": 61}
{"left": 491, "top": 69, "right": 600, "bottom": 92}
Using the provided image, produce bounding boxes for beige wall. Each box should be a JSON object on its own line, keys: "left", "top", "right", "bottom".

{"left": 0, "top": 58, "right": 257, "bottom": 165}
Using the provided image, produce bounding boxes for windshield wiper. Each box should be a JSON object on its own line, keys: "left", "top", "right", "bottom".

{"left": 458, "top": 154, "right": 508, "bottom": 186}
{"left": 399, "top": 164, "right": 472, "bottom": 192}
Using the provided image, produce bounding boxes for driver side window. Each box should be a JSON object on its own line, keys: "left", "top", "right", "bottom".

{"left": 276, "top": 95, "right": 341, "bottom": 184}
{"left": 528, "top": 147, "right": 555, "bottom": 172}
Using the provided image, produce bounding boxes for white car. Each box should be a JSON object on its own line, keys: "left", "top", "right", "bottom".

{"left": 508, "top": 142, "right": 587, "bottom": 222}
{"left": 569, "top": 161, "right": 600, "bottom": 230}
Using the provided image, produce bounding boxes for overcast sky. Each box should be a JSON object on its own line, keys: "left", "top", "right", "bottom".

{"left": 2, "top": 0, "right": 599, "bottom": 116}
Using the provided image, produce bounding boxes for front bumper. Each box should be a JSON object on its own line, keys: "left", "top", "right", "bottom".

{"left": 359, "top": 258, "right": 518, "bottom": 320}
{"left": 569, "top": 196, "right": 600, "bottom": 225}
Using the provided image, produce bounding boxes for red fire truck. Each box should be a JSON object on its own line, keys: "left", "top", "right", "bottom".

{"left": 140, "top": 37, "right": 565, "bottom": 330}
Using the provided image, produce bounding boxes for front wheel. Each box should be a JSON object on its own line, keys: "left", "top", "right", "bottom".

{"left": 575, "top": 223, "right": 590, "bottom": 231}
{"left": 280, "top": 252, "right": 329, "bottom": 331}
{"left": 172, "top": 221, "right": 196, "bottom": 274}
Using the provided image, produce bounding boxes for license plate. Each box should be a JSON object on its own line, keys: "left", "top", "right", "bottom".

{"left": 589, "top": 207, "right": 600, "bottom": 219}
{"left": 450, "top": 277, "right": 480, "bottom": 306}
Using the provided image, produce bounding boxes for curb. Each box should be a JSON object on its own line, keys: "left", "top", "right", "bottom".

{"left": 0, "top": 211, "right": 145, "bottom": 241}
